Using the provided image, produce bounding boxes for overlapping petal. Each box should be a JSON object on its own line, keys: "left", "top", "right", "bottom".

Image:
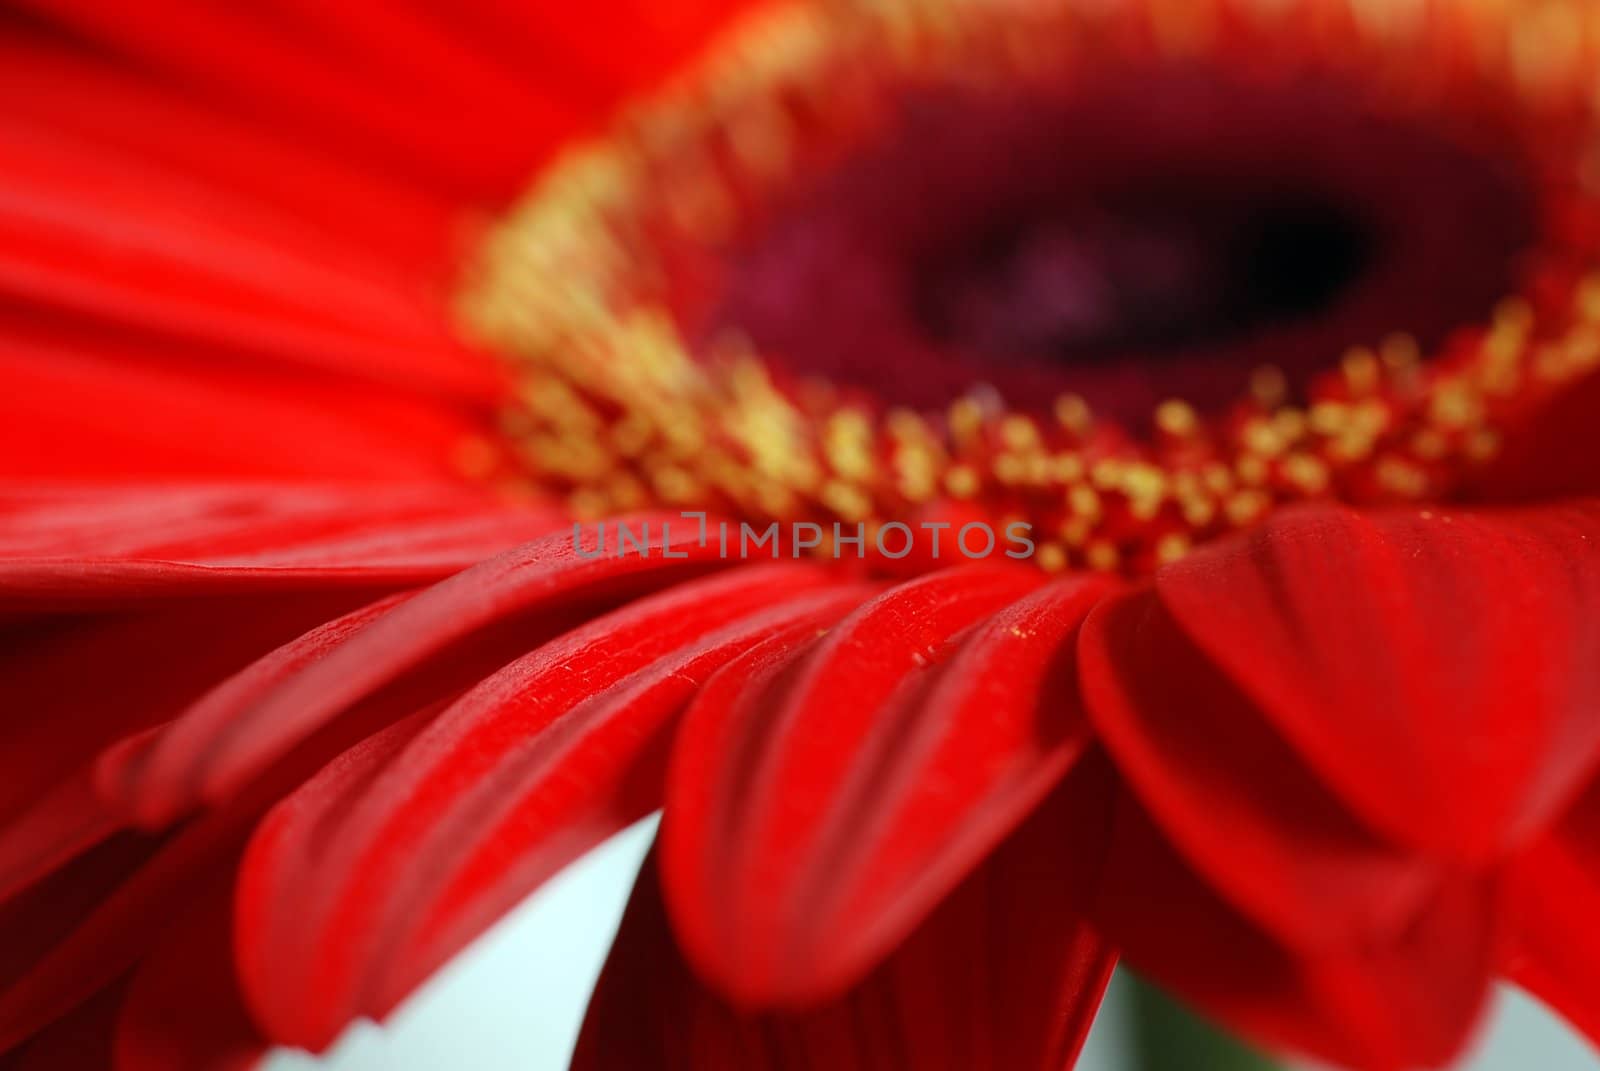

{"left": 1079, "top": 580, "right": 1437, "bottom": 949}
{"left": 0, "top": 982, "right": 123, "bottom": 1071}
{"left": 99, "top": 516, "right": 737, "bottom": 826}
{"left": 1143, "top": 500, "right": 1600, "bottom": 862}
{"left": 0, "top": 484, "right": 569, "bottom": 610}
{"left": 0, "top": 588, "right": 397, "bottom": 900}
{"left": 1504, "top": 778, "right": 1600, "bottom": 1047}
{"left": 235, "top": 564, "right": 868, "bottom": 1050}
{"left": 658, "top": 565, "right": 1126, "bottom": 1007}
{"left": 577, "top": 760, "right": 1116, "bottom": 1071}
{"left": 0, "top": 484, "right": 568, "bottom": 889}
{"left": 0, "top": 485, "right": 573, "bottom": 1045}
{"left": 1095, "top": 797, "right": 1497, "bottom": 1071}
{"left": 114, "top": 881, "right": 265, "bottom": 1071}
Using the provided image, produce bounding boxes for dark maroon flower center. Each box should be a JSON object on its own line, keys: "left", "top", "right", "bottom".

{"left": 696, "top": 68, "right": 1536, "bottom": 425}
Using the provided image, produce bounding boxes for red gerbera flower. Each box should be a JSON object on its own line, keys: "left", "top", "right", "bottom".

{"left": 3, "top": 1, "right": 1600, "bottom": 1069}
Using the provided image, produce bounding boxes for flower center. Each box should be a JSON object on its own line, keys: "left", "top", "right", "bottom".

{"left": 461, "top": 0, "right": 1600, "bottom": 575}
{"left": 698, "top": 73, "right": 1533, "bottom": 424}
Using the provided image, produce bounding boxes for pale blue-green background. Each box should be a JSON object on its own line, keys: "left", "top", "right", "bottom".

{"left": 266, "top": 817, "right": 1596, "bottom": 1071}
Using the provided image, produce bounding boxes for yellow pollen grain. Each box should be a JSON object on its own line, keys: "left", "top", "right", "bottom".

{"left": 1036, "top": 542, "right": 1068, "bottom": 573}
{"left": 1225, "top": 490, "right": 1270, "bottom": 526}
{"left": 1155, "top": 532, "right": 1192, "bottom": 565}
{"left": 1341, "top": 347, "right": 1381, "bottom": 395}
{"left": 1283, "top": 454, "right": 1330, "bottom": 494}
{"left": 821, "top": 479, "right": 872, "bottom": 520}
{"left": 1429, "top": 383, "right": 1484, "bottom": 428}
{"left": 1236, "top": 454, "right": 1270, "bottom": 487}
{"left": 1579, "top": 276, "right": 1600, "bottom": 323}
{"left": 1068, "top": 484, "right": 1103, "bottom": 521}
{"left": 1059, "top": 516, "right": 1093, "bottom": 547}
{"left": 1054, "top": 394, "right": 1093, "bottom": 436}
{"left": 945, "top": 464, "right": 981, "bottom": 498}
{"left": 948, "top": 397, "right": 985, "bottom": 444}
{"left": 1202, "top": 463, "right": 1235, "bottom": 495}
{"left": 1180, "top": 493, "right": 1217, "bottom": 529}
{"left": 1090, "top": 459, "right": 1125, "bottom": 490}
{"left": 993, "top": 453, "right": 1027, "bottom": 485}
{"left": 1000, "top": 415, "right": 1042, "bottom": 450}
{"left": 1272, "top": 407, "right": 1308, "bottom": 442}
{"left": 1309, "top": 401, "right": 1348, "bottom": 436}
{"left": 1376, "top": 456, "right": 1429, "bottom": 497}
{"left": 1051, "top": 451, "right": 1086, "bottom": 482}
{"left": 1155, "top": 399, "right": 1199, "bottom": 436}
{"left": 1085, "top": 539, "right": 1121, "bottom": 572}
{"left": 1242, "top": 419, "right": 1288, "bottom": 457}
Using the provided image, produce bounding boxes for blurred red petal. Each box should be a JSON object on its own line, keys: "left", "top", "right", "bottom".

{"left": 0, "top": 485, "right": 569, "bottom": 611}
{"left": 1096, "top": 798, "right": 1496, "bottom": 1071}
{"left": 0, "top": 770, "right": 119, "bottom": 908}
{"left": 10, "top": 0, "right": 561, "bottom": 203}
{"left": 1505, "top": 778, "right": 1600, "bottom": 1046}
{"left": 115, "top": 882, "right": 265, "bottom": 1071}
{"left": 14, "top": 0, "right": 752, "bottom": 202}
{"left": 659, "top": 565, "right": 1090, "bottom": 1007}
{"left": 0, "top": 587, "right": 402, "bottom": 899}
{"left": 577, "top": 761, "right": 1116, "bottom": 1071}
{"left": 1079, "top": 583, "right": 1436, "bottom": 949}
{"left": 0, "top": 334, "right": 497, "bottom": 483}
{"left": 0, "top": 487, "right": 597, "bottom": 1048}
{"left": 0, "top": 32, "right": 459, "bottom": 269}
{"left": 0, "top": 829, "right": 169, "bottom": 1052}
{"left": 0, "top": 982, "right": 123, "bottom": 1071}
{"left": 0, "top": 483, "right": 568, "bottom": 892}
{"left": 236, "top": 565, "right": 867, "bottom": 1050}
{"left": 104, "top": 517, "right": 733, "bottom": 824}
{"left": 1151, "top": 501, "right": 1600, "bottom": 861}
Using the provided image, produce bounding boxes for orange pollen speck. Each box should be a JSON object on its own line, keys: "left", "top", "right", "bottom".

{"left": 458, "top": 0, "right": 1600, "bottom": 576}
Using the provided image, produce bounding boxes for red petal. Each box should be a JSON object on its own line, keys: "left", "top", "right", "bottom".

{"left": 0, "top": 983, "right": 124, "bottom": 1071}
{"left": 0, "top": 831, "right": 163, "bottom": 1053}
{"left": 94, "top": 590, "right": 419, "bottom": 829}
{"left": 576, "top": 761, "right": 1116, "bottom": 1071}
{"left": 0, "top": 333, "right": 497, "bottom": 483}
{"left": 660, "top": 564, "right": 1081, "bottom": 1007}
{"left": 0, "top": 485, "right": 568, "bottom": 611}
{"left": 1150, "top": 501, "right": 1600, "bottom": 862}
{"left": 0, "top": 740, "right": 353, "bottom": 1053}
{"left": 1504, "top": 778, "right": 1600, "bottom": 1046}
{"left": 0, "top": 496, "right": 613, "bottom": 1045}
{"left": 0, "top": 587, "right": 397, "bottom": 897}
{"left": 0, "top": 114, "right": 494, "bottom": 398}
{"left": 0, "top": 484, "right": 566, "bottom": 890}
{"left": 0, "top": 33, "right": 458, "bottom": 269}
{"left": 0, "top": 770, "right": 118, "bottom": 907}
{"left": 103, "top": 517, "right": 733, "bottom": 824}
{"left": 1079, "top": 582, "right": 1436, "bottom": 948}
{"left": 235, "top": 565, "right": 868, "bottom": 1050}
{"left": 1096, "top": 797, "right": 1496, "bottom": 1071}
{"left": 114, "top": 881, "right": 265, "bottom": 1071}
{"left": 15, "top": 0, "right": 751, "bottom": 202}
